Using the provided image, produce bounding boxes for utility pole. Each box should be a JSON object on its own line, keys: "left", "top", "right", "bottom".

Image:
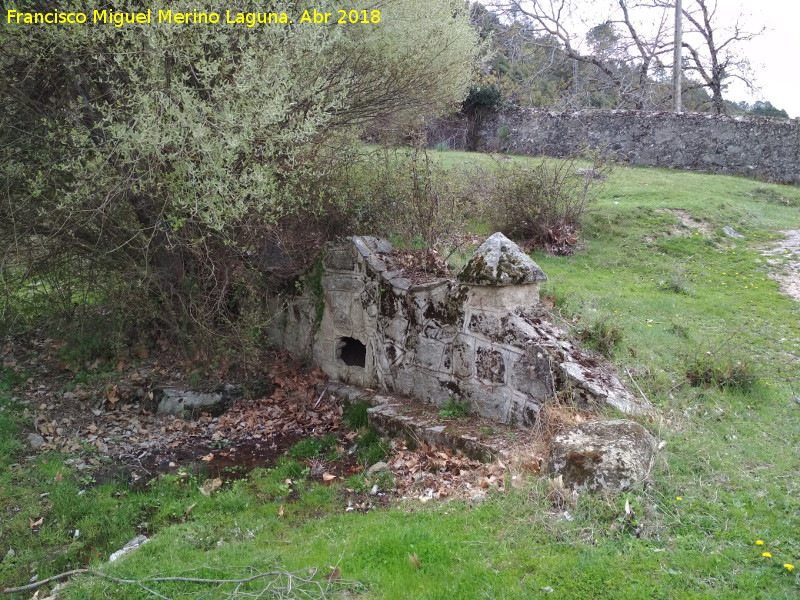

{"left": 573, "top": 58, "right": 579, "bottom": 96}
{"left": 673, "top": 0, "right": 682, "bottom": 112}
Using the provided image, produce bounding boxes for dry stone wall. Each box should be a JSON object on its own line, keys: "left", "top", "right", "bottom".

{"left": 463, "top": 109, "right": 800, "bottom": 184}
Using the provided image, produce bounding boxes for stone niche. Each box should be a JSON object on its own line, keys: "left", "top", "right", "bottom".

{"left": 268, "top": 232, "right": 649, "bottom": 425}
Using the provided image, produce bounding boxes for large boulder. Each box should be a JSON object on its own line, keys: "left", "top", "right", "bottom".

{"left": 550, "top": 419, "right": 657, "bottom": 493}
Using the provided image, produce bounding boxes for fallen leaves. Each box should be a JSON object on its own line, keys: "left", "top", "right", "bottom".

{"left": 105, "top": 384, "right": 120, "bottom": 408}
{"left": 389, "top": 441, "right": 507, "bottom": 501}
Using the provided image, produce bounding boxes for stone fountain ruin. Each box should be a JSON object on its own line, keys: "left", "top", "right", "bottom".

{"left": 270, "top": 232, "right": 649, "bottom": 423}
{"left": 267, "top": 232, "right": 656, "bottom": 491}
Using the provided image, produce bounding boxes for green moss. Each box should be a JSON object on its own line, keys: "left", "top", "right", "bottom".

{"left": 564, "top": 449, "right": 604, "bottom": 486}
{"left": 496, "top": 253, "right": 531, "bottom": 284}
{"left": 379, "top": 286, "right": 399, "bottom": 318}
{"left": 458, "top": 254, "right": 493, "bottom": 284}
{"left": 423, "top": 286, "right": 467, "bottom": 325}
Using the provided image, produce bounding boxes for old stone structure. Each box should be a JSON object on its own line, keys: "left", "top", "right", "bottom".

{"left": 433, "top": 109, "right": 800, "bottom": 184}
{"left": 268, "top": 233, "right": 650, "bottom": 425}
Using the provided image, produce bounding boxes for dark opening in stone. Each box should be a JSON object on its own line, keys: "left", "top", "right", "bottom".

{"left": 337, "top": 337, "right": 366, "bottom": 368}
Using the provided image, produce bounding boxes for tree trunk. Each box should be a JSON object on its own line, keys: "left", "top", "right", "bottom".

{"left": 130, "top": 194, "right": 186, "bottom": 297}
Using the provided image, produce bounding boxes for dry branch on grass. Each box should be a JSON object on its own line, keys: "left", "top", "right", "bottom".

{"left": 3, "top": 566, "right": 364, "bottom": 599}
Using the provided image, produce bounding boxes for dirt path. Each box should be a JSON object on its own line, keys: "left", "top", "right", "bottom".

{"left": 763, "top": 230, "right": 800, "bottom": 302}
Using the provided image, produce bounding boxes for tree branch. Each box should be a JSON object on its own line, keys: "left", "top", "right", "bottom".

{"left": 4, "top": 566, "right": 362, "bottom": 599}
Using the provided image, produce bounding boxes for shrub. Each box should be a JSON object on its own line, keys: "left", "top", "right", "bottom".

{"left": 485, "top": 156, "right": 609, "bottom": 254}
{"left": 1, "top": 0, "right": 482, "bottom": 346}
{"left": 314, "top": 145, "right": 474, "bottom": 256}
{"left": 685, "top": 353, "right": 757, "bottom": 391}
{"left": 462, "top": 84, "right": 502, "bottom": 115}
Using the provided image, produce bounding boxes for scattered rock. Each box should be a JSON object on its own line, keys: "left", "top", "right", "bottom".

{"left": 723, "top": 226, "right": 745, "bottom": 239}
{"left": 109, "top": 535, "right": 149, "bottom": 563}
{"left": 27, "top": 433, "right": 45, "bottom": 449}
{"left": 366, "top": 461, "right": 390, "bottom": 476}
{"left": 156, "top": 384, "right": 241, "bottom": 419}
{"left": 550, "top": 419, "right": 657, "bottom": 493}
{"left": 199, "top": 477, "right": 222, "bottom": 496}
{"left": 763, "top": 229, "right": 800, "bottom": 302}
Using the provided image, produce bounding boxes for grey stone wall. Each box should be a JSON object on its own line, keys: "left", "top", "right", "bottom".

{"left": 450, "top": 109, "right": 800, "bottom": 184}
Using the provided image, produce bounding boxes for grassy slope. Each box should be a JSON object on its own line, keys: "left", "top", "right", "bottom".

{"left": 4, "top": 157, "right": 800, "bottom": 599}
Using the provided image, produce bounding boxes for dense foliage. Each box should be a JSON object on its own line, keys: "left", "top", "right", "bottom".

{"left": 0, "top": 0, "right": 481, "bottom": 341}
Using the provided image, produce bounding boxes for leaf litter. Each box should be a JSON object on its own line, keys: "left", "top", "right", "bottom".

{"left": 4, "top": 337, "right": 526, "bottom": 509}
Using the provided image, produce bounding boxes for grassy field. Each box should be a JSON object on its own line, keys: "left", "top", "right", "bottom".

{"left": 2, "top": 155, "right": 800, "bottom": 599}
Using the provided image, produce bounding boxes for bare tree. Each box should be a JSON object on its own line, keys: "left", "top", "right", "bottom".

{"left": 487, "top": 0, "right": 673, "bottom": 109}
{"left": 485, "top": 0, "right": 764, "bottom": 114}
{"left": 617, "top": 1, "right": 674, "bottom": 109}
{"left": 671, "top": 0, "right": 764, "bottom": 114}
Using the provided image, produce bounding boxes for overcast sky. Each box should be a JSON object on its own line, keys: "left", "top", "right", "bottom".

{"left": 480, "top": 1, "right": 800, "bottom": 117}
{"left": 736, "top": 0, "right": 800, "bottom": 117}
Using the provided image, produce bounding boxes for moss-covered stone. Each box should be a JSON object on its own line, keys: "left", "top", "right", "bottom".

{"left": 458, "top": 232, "right": 546, "bottom": 286}
{"left": 458, "top": 254, "right": 494, "bottom": 285}
{"left": 423, "top": 286, "right": 468, "bottom": 325}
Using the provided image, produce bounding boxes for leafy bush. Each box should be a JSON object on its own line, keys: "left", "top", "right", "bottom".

{"left": 484, "top": 156, "right": 609, "bottom": 254}
{"left": 0, "top": 0, "right": 481, "bottom": 347}
{"left": 462, "top": 84, "right": 502, "bottom": 115}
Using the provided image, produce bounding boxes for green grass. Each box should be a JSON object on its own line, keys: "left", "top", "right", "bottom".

{"left": 287, "top": 434, "right": 338, "bottom": 460}
{"left": 4, "top": 157, "right": 800, "bottom": 598}
{"left": 438, "top": 398, "right": 471, "bottom": 419}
